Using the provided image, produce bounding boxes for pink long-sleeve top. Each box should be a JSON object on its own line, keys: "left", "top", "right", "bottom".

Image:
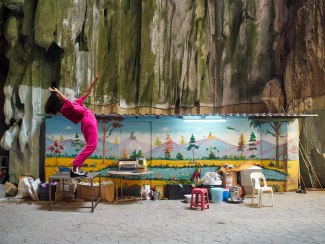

{"left": 59, "top": 95, "right": 90, "bottom": 124}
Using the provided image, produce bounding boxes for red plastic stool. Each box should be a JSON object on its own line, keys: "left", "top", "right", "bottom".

{"left": 190, "top": 188, "right": 209, "bottom": 210}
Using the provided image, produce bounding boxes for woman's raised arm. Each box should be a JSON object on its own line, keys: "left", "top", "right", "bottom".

{"left": 82, "top": 73, "right": 100, "bottom": 99}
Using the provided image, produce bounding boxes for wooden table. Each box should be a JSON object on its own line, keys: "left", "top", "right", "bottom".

{"left": 107, "top": 171, "right": 153, "bottom": 203}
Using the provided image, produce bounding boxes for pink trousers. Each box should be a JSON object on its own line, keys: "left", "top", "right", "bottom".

{"left": 72, "top": 113, "right": 98, "bottom": 167}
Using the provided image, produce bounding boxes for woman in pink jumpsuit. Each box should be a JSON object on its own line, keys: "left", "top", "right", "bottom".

{"left": 46, "top": 74, "right": 100, "bottom": 177}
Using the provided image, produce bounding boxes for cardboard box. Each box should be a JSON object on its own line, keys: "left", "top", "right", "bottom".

{"left": 76, "top": 181, "right": 114, "bottom": 201}
{"left": 55, "top": 191, "right": 74, "bottom": 201}
{"left": 101, "top": 181, "right": 114, "bottom": 202}
{"left": 222, "top": 172, "right": 238, "bottom": 188}
{"left": 62, "top": 178, "right": 76, "bottom": 184}
{"left": 56, "top": 182, "right": 77, "bottom": 192}
{"left": 155, "top": 186, "right": 164, "bottom": 199}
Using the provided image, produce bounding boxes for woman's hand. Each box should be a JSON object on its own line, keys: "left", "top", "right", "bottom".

{"left": 91, "top": 73, "right": 101, "bottom": 85}
{"left": 48, "top": 87, "right": 67, "bottom": 101}
{"left": 48, "top": 87, "right": 58, "bottom": 93}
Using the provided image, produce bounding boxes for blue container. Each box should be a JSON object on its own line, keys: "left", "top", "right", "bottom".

{"left": 210, "top": 188, "right": 223, "bottom": 203}
{"left": 223, "top": 188, "right": 230, "bottom": 201}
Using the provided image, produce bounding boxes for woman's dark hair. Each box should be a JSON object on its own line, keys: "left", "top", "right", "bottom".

{"left": 45, "top": 92, "right": 62, "bottom": 114}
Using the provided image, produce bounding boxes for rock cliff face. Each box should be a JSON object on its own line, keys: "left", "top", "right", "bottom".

{"left": 0, "top": 0, "right": 324, "bottom": 184}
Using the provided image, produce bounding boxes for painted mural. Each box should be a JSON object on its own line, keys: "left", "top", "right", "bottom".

{"left": 45, "top": 115, "right": 299, "bottom": 192}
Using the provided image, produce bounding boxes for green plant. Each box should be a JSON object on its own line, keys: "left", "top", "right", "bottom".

{"left": 180, "top": 179, "right": 192, "bottom": 185}
{"left": 166, "top": 179, "right": 194, "bottom": 188}
{"left": 272, "top": 184, "right": 280, "bottom": 192}
{"left": 165, "top": 180, "right": 179, "bottom": 185}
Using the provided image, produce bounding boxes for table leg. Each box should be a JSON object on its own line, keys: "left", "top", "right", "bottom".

{"left": 120, "top": 177, "right": 123, "bottom": 197}
{"left": 99, "top": 174, "right": 101, "bottom": 202}
{"left": 115, "top": 177, "right": 119, "bottom": 203}
{"left": 49, "top": 179, "right": 52, "bottom": 211}
{"left": 140, "top": 176, "right": 143, "bottom": 204}
{"left": 91, "top": 178, "right": 94, "bottom": 212}
{"left": 62, "top": 179, "right": 65, "bottom": 201}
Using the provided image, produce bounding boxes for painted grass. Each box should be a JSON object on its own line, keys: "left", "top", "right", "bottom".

{"left": 45, "top": 158, "right": 298, "bottom": 191}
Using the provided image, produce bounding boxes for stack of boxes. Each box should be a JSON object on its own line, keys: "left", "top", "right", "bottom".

{"left": 222, "top": 172, "right": 238, "bottom": 188}
{"left": 76, "top": 180, "right": 114, "bottom": 202}
{"left": 55, "top": 178, "right": 77, "bottom": 201}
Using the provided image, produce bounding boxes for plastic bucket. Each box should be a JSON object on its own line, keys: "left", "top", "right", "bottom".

{"left": 210, "top": 188, "right": 223, "bottom": 203}
{"left": 223, "top": 188, "right": 229, "bottom": 201}
{"left": 153, "top": 192, "right": 160, "bottom": 201}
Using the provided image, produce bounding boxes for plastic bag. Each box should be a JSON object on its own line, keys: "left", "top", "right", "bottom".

{"left": 4, "top": 181, "right": 17, "bottom": 196}
{"left": 0, "top": 125, "right": 19, "bottom": 151}
{"left": 141, "top": 185, "right": 151, "bottom": 200}
{"left": 200, "top": 172, "right": 222, "bottom": 185}
{"left": 16, "top": 177, "right": 41, "bottom": 200}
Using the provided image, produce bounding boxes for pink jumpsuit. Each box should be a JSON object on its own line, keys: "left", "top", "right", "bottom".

{"left": 59, "top": 95, "right": 98, "bottom": 167}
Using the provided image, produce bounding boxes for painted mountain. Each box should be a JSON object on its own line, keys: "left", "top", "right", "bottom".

{"left": 45, "top": 136, "right": 115, "bottom": 158}
{"left": 46, "top": 136, "right": 288, "bottom": 160}
{"left": 107, "top": 137, "right": 151, "bottom": 158}
{"left": 261, "top": 141, "right": 287, "bottom": 160}
{"left": 148, "top": 141, "right": 191, "bottom": 159}
{"left": 148, "top": 138, "right": 236, "bottom": 159}
{"left": 189, "top": 138, "right": 235, "bottom": 158}
{"left": 221, "top": 139, "right": 287, "bottom": 160}
{"left": 93, "top": 140, "right": 116, "bottom": 158}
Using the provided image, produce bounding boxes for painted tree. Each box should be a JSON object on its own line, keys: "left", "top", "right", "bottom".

{"left": 249, "top": 118, "right": 294, "bottom": 168}
{"left": 48, "top": 139, "right": 65, "bottom": 165}
{"left": 71, "top": 133, "right": 85, "bottom": 155}
{"left": 130, "top": 150, "right": 143, "bottom": 159}
{"left": 114, "top": 136, "right": 119, "bottom": 144}
{"left": 248, "top": 132, "right": 257, "bottom": 159}
{"left": 97, "top": 115, "right": 123, "bottom": 162}
{"left": 187, "top": 134, "right": 199, "bottom": 163}
{"left": 207, "top": 132, "right": 216, "bottom": 139}
{"left": 176, "top": 152, "right": 184, "bottom": 160}
{"left": 206, "top": 146, "right": 217, "bottom": 159}
{"left": 237, "top": 133, "right": 246, "bottom": 157}
{"left": 154, "top": 137, "right": 162, "bottom": 146}
{"left": 180, "top": 135, "right": 185, "bottom": 145}
{"left": 164, "top": 132, "right": 173, "bottom": 159}
{"left": 281, "top": 142, "right": 288, "bottom": 169}
{"left": 121, "top": 148, "right": 128, "bottom": 159}
{"left": 131, "top": 150, "right": 138, "bottom": 159}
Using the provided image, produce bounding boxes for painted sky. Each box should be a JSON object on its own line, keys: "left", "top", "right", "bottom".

{"left": 46, "top": 116, "right": 294, "bottom": 147}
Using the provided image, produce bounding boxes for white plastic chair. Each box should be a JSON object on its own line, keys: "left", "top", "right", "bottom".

{"left": 250, "top": 172, "right": 274, "bottom": 208}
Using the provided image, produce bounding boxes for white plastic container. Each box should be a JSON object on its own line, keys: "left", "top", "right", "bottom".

{"left": 240, "top": 166, "right": 262, "bottom": 194}
{"left": 184, "top": 194, "right": 201, "bottom": 203}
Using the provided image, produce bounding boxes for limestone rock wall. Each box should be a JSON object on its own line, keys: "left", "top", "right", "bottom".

{"left": 0, "top": 0, "right": 324, "bottom": 184}
{"left": 274, "top": 0, "right": 325, "bottom": 187}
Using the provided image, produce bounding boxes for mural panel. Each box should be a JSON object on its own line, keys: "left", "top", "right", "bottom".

{"left": 45, "top": 116, "right": 299, "bottom": 191}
